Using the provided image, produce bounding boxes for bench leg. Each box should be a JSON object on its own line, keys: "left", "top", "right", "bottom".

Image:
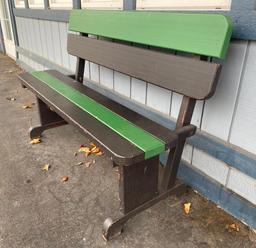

{"left": 119, "top": 156, "right": 159, "bottom": 214}
{"left": 102, "top": 156, "right": 187, "bottom": 240}
{"left": 102, "top": 157, "right": 158, "bottom": 239}
{"left": 30, "top": 98, "right": 67, "bottom": 139}
{"left": 102, "top": 180, "right": 187, "bottom": 240}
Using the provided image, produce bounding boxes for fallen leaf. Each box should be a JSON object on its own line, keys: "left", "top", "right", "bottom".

{"left": 30, "top": 138, "right": 41, "bottom": 144}
{"left": 78, "top": 146, "right": 91, "bottom": 157}
{"left": 22, "top": 102, "right": 35, "bottom": 109}
{"left": 6, "top": 97, "right": 16, "bottom": 101}
{"left": 73, "top": 152, "right": 78, "bottom": 157}
{"left": 42, "top": 164, "right": 50, "bottom": 171}
{"left": 91, "top": 146, "right": 100, "bottom": 154}
{"left": 183, "top": 202, "right": 191, "bottom": 215}
{"left": 78, "top": 146, "right": 91, "bottom": 153}
{"left": 96, "top": 151, "right": 104, "bottom": 156}
{"left": 226, "top": 223, "right": 240, "bottom": 232}
{"left": 75, "top": 161, "right": 83, "bottom": 166}
{"left": 90, "top": 142, "right": 97, "bottom": 148}
{"left": 61, "top": 176, "right": 69, "bottom": 182}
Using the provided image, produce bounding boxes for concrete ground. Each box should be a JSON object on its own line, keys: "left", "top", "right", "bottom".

{"left": 0, "top": 53, "right": 255, "bottom": 248}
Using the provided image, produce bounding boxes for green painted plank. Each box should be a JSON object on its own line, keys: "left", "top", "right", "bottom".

{"left": 69, "top": 10, "right": 232, "bottom": 59}
{"left": 31, "top": 71, "right": 165, "bottom": 159}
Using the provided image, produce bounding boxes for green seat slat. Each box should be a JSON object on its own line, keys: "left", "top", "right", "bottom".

{"left": 31, "top": 71, "right": 165, "bottom": 159}
{"left": 69, "top": 10, "right": 232, "bottom": 59}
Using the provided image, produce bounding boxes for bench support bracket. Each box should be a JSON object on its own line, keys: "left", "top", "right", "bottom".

{"left": 161, "top": 96, "right": 196, "bottom": 191}
{"left": 29, "top": 98, "right": 67, "bottom": 139}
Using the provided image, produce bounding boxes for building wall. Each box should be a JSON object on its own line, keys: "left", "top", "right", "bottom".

{"left": 15, "top": 17, "right": 256, "bottom": 228}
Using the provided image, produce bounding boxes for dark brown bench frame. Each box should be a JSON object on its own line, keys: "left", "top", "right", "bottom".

{"left": 18, "top": 10, "right": 232, "bottom": 240}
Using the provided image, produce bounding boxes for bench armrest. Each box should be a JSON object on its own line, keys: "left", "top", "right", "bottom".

{"left": 174, "top": 125, "right": 196, "bottom": 140}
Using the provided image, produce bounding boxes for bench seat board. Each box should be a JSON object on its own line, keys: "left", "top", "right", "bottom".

{"left": 47, "top": 70, "right": 176, "bottom": 147}
{"left": 31, "top": 71, "right": 165, "bottom": 159}
{"left": 68, "top": 34, "right": 221, "bottom": 99}
{"left": 19, "top": 72, "right": 143, "bottom": 165}
{"left": 69, "top": 10, "right": 232, "bottom": 59}
{"left": 20, "top": 70, "right": 178, "bottom": 162}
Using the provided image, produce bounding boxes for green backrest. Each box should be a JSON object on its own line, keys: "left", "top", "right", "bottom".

{"left": 69, "top": 10, "right": 232, "bottom": 59}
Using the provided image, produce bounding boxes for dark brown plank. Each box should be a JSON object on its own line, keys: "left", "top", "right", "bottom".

{"left": 47, "top": 70, "right": 177, "bottom": 148}
{"left": 67, "top": 34, "right": 221, "bottom": 99}
{"left": 19, "top": 72, "right": 178, "bottom": 165}
{"left": 19, "top": 72, "right": 144, "bottom": 166}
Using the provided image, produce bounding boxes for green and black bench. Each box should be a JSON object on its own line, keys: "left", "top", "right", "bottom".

{"left": 19, "top": 10, "right": 232, "bottom": 240}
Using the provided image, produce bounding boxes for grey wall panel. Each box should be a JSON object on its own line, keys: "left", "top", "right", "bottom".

{"left": 58, "top": 22, "right": 70, "bottom": 69}
{"left": 146, "top": 84, "right": 171, "bottom": 115}
{"left": 99, "top": 66, "right": 114, "bottom": 89}
{"left": 38, "top": 20, "right": 48, "bottom": 59}
{"left": 230, "top": 41, "right": 256, "bottom": 154}
{"left": 32, "top": 19, "right": 43, "bottom": 57}
{"left": 114, "top": 71, "right": 131, "bottom": 98}
{"left": 51, "top": 21, "right": 63, "bottom": 66}
{"left": 201, "top": 41, "right": 248, "bottom": 140}
{"left": 0, "top": 23, "right": 5, "bottom": 53}
{"left": 131, "top": 78, "right": 147, "bottom": 104}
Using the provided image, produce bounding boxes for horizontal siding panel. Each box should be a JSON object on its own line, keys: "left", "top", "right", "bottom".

{"left": 192, "top": 148, "right": 230, "bottom": 185}
{"left": 227, "top": 168, "right": 256, "bottom": 205}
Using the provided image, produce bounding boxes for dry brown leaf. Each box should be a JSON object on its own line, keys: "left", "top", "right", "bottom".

{"left": 96, "top": 151, "right": 104, "bottom": 156}
{"left": 42, "top": 164, "right": 50, "bottom": 172}
{"left": 73, "top": 152, "right": 78, "bottom": 157}
{"left": 30, "top": 138, "right": 41, "bottom": 145}
{"left": 90, "top": 142, "right": 97, "bottom": 148}
{"left": 61, "top": 176, "right": 69, "bottom": 182}
{"left": 183, "top": 202, "right": 191, "bottom": 215}
{"left": 86, "top": 152, "right": 91, "bottom": 157}
{"left": 91, "top": 146, "right": 100, "bottom": 154}
{"left": 6, "top": 97, "right": 16, "bottom": 101}
{"left": 78, "top": 146, "right": 91, "bottom": 157}
{"left": 22, "top": 102, "right": 35, "bottom": 109}
{"left": 226, "top": 223, "right": 240, "bottom": 232}
{"left": 78, "top": 146, "right": 91, "bottom": 153}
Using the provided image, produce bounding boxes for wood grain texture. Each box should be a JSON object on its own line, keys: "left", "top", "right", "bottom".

{"left": 67, "top": 34, "right": 221, "bottom": 99}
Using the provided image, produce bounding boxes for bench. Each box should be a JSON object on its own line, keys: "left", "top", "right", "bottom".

{"left": 18, "top": 10, "right": 232, "bottom": 240}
